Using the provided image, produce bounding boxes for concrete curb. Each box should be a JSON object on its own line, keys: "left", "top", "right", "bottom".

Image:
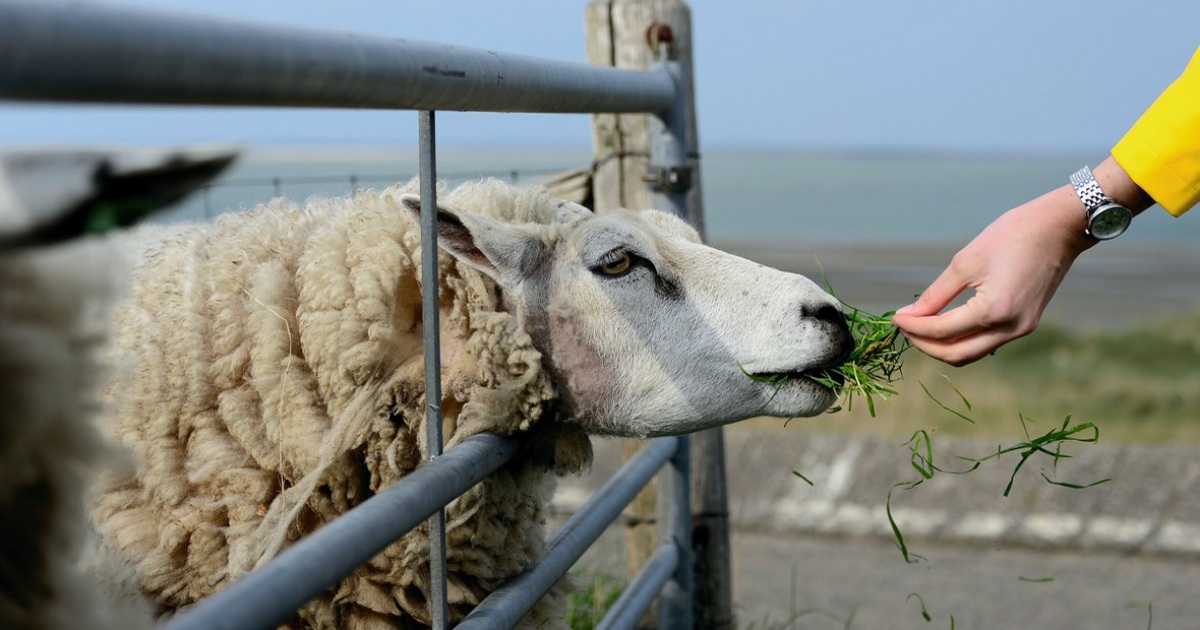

{"left": 554, "top": 429, "right": 1200, "bottom": 556}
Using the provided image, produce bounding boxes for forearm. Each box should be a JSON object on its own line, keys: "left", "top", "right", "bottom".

{"left": 1021, "top": 156, "right": 1151, "bottom": 263}
{"left": 1092, "top": 156, "right": 1155, "bottom": 218}
{"left": 890, "top": 156, "right": 1153, "bottom": 366}
{"left": 1110, "top": 46, "right": 1200, "bottom": 216}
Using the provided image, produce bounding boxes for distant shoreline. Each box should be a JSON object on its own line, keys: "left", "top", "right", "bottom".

{"left": 160, "top": 147, "right": 1200, "bottom": 331}
{"left": 715, "top": 238, "right": 1200, "bottom": 331}
{"left": 239, "top": 145, "right": 593, "bottom": 164}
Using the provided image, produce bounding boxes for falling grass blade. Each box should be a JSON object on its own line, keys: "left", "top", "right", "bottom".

{"left": 906, "top": 430, "right": 936, "bottom": 480}
{"left": 792, "top": 470, "right": 814, "bottom": 486}
{"left": 919, "top": 381, "right": 975, "bottom": 424}
{"left": 906, "top": 593, "right": 933, "bottom": 622}
{"left": 886, "top": 479, "right": 925, "bottom": 564}
{"left": 1039, "top": 472, "right": 1111, "bottom": 491}
{"left": 940, "top": 373, "right": 972, "bottom": 411}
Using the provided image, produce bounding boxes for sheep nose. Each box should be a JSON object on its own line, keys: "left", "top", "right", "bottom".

{"left": 804, "top": 304, "right": 855, "bottom": 365}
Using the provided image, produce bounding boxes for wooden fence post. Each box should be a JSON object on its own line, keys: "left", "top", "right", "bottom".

{"left": 585, "top": 2, "right": 732, "bottom": 628}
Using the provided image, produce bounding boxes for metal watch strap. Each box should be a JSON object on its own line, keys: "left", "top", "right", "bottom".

{"left": 1069, "top": 165, "right": 1109, "bottom": 210}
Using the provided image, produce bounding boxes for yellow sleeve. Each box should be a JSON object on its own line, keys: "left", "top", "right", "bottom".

{"left": 1112, "top": 46, "right": 1200, "bottom": 217}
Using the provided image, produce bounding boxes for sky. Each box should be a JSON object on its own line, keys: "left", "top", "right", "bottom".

{"left": 3, "top": 0, "right": 1198, "bottom": 154}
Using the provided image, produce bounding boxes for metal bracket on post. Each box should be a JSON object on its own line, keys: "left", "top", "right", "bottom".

{"left": 645, "top": 165, "right": 692, "bottom": 196}
{"left": 647, "top": 59, "right": 690, "bottom": 219}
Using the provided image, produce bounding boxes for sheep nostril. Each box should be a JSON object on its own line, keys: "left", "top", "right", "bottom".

{"left": 811, "top": 304, "right": 844, "bottom": 327}
{"left": 803, "top": 304, "right": 854, "bottom": 364}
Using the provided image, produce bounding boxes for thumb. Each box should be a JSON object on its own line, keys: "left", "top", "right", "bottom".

{"left": 897, "top": 266, "right": 968, "bottom": 318}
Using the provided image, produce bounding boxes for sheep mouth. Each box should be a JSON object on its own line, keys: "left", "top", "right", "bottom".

{"left": 750, "top": 367, "right": 844, "bottom": 391}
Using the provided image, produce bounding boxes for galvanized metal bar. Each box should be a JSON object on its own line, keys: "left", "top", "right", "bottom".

{"left": 657, "top": 435, "right": 693, "bottom": 629}
{"left": 0, "top": 0, "right": 675, "bottom": 114}
{"left": 161, "top": 433, "right": 521, "bottom": 630}
{"left": 418, "top": 109, "right": 450, "bottom": 630}
{"left": 455, "top": 437, "right": 679, "bottom": 629}
{"left": 648, "top": 60, "right": 690, "bottom": 219}
{"left": 594, "top": 543, "right": 680, "bottom": 630}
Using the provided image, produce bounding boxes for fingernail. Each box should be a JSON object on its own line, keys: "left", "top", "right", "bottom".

{"left": 895, "top": 304, "right": 913, "bottom": 315}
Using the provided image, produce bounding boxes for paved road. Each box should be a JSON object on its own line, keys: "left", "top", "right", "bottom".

{"left": 570, "top": 525, "right": 1199, "bottom": 629}
{"left": 729, "top": 531, "right": 1198, "bottom": 630}
{"left": 563, "top": 434, "right": 1200, "bottom": 628}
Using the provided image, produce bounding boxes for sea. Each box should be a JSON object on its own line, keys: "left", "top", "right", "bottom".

{"left": 158, "top": 146, "right": 1200, "bottom": 328}
{"left": 161, "top": 146, "right": 1199, "bottom": 247}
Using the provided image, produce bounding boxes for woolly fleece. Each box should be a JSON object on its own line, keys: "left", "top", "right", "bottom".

{"left": 0, "top": 238, "right": 155, "bottom": 630}
{"left": 92, "top": 179, "right": 593, "bottom": 629}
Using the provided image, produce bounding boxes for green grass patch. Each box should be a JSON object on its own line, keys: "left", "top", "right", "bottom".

{"left": 565, "top": 574, "right": 623, "bottom": 630}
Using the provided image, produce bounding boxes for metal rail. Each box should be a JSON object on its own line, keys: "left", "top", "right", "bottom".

{"left": 595, "top": 544, "right": 679, "bottom": 630}
{"left": 0, "top": 0, "right": 675, "bottom": 114}
{"left": 456, "top": 437, "right": 681, "bottom": 629}
{"left": 161, "top": 433, "right": 522, "bottom": 630}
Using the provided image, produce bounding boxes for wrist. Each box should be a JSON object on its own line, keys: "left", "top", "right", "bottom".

{"left": 1043, "top": 184, "right": 1099, "bottom": 254}
{"left": 1068, "top": 157, "right": 1150, "bottom": 242}
{"left": 1092, "top": 157, "right": 1153, "bottom": 215}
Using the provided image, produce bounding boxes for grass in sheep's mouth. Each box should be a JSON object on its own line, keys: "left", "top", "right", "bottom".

{"left": 808, "top": 304, "right": 910, "bottom": 416}
{"left": 742, "top": 300, "right": 910, "bottom": 417}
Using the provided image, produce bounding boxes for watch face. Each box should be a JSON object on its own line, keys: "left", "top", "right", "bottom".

{"left": 1089, "top": 204, "right": 1133, "bottom": 240}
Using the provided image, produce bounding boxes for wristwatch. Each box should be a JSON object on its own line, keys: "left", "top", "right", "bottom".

{"left": 1069, "top": 165, "right": 1133, "bottom": 240}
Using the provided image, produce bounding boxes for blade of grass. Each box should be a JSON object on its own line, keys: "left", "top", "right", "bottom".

{"left": 1018, "top": 576, "right": 1055, "bottom": 583}
{"left": 918, "top": 380, "right": 975, "bottom": 424}
{"left": 792, "top": 470, "right": 814, "bottom": 486}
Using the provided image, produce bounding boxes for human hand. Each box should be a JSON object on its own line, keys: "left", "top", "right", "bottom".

{"left": 892, "top": 157, "right": 1150, "bottom": 366}
{"left": 891, "top": 185, "right": 1094, "bottom": 366}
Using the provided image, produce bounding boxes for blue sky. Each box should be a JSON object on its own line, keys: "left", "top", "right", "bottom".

{"left": 3, "top": 0, "right": 1198, "bottom": 153}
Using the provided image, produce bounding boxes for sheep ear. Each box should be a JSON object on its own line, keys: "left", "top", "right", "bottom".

{"left": 400, "top": 194, "right": 545, "bottom": 282}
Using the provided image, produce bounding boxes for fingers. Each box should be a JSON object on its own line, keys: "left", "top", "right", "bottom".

{"left": 893, "top": 294, "right": 1028, "bottom": 366}
{"left": 898, "top": 325, "right": 1014, "bottom": 367}
{"left": 892, "top": 292, "right": 1012, "bottom": 342}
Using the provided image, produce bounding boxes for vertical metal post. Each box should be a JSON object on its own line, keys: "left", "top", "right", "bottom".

{"left": 649, "top": 53, "right": 703, "bottom": 629}
{"left": 657, "top": 435, "right": 692, "bottom": 629}
{"left": 418, "top": 109, "right": 449, "bottom": 629}
{"left": 648, "top": 60, "right": 689, "bottom": 220}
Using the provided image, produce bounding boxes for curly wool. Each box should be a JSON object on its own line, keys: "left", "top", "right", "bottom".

{"left": 92, "top": 179, "right": 592, "bottom": 628}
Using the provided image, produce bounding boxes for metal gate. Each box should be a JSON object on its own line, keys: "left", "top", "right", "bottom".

{"left": 0, "top": 1, "right": 701, "bottom": 628}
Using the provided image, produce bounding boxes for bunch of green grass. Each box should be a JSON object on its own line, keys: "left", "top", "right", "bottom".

{"left": 808, "top": 303, "right": 911, "bottom": 417}
{"left": 739, "top": 300, "right": 910, "bottom": 417}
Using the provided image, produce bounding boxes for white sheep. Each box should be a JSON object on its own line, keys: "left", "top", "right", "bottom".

{"left": 89, "top": 178, "right": 852, "bottom": 628}
{"left": 0, "top": 236, "right": 155, "bottom": 630}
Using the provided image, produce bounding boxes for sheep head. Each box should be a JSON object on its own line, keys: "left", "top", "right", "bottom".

{"left": 401, "top": 193, "right": 852, "bottom": 438}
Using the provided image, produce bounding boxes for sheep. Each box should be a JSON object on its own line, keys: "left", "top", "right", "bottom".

{"left": 0, "top": 236, "right": 155, "bottom": 630}
{"left": 88, "top": 178, "right": 853, "bottom": 628}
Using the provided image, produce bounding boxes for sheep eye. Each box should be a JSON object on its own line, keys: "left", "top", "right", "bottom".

{"left": 597, "top": 251, "right": 633, "bottom": 276}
